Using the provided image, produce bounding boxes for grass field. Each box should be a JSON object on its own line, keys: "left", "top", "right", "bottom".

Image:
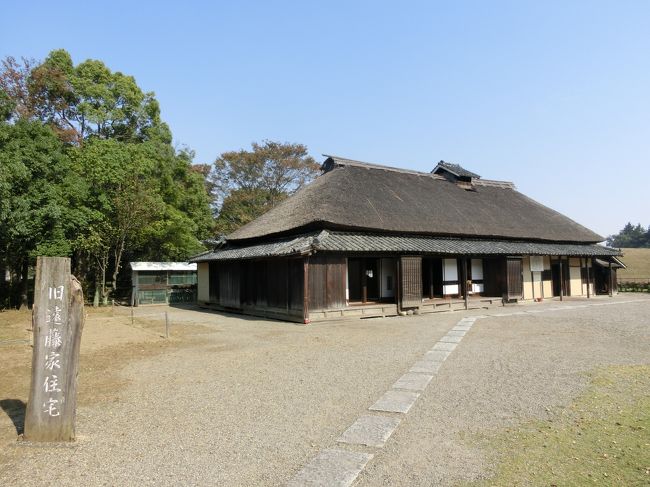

{"left": 618, "top": 248, "right": 650, "bottom": 281}
{"left": 468, "top": 365, "right": 650, "bottom": 486}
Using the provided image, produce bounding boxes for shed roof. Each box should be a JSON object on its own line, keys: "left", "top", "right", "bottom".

{"left": 227, "top": 156, "right": 603, "bottom": 243}
{"left": 130, "top": 262, "right": 197, "bottom": 272}
{"left": 192, "top": 230, "right": 620, "bottom": 262}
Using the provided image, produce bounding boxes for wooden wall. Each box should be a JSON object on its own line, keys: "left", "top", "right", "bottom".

{"left": 208, "top": 258, "right": 303, "bottom": 313}
{"left": 308, "top": 254, "right": 346, "bottom": 310}
{"left": 400, "top": 256, "right": 422, "bottom": 309}
{"left": 218, "top": 261, "right": 240, "bottom": 308}
{"left": 506, "top": 258, "right": 523, "bottom": 299}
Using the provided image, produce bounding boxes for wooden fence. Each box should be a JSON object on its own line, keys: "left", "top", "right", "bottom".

{"left": 617, "top": 278, "right": 650, "bottom": 292}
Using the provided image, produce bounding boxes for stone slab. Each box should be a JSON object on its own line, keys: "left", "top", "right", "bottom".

{"left": 446, "top": 329, "right": 467, "bottom": 337}
{"left": 455, "top": 325, "right": 473, "bottom": 329}
{"left": 424, "top": 350, "right": 451, "bottom": 362}
{"left": 431, "top": 341, "right": 457, "bottom": 352}
{"left": 337, "top": 415, "right": 401, "bottom": 448}
{"left": 369, "top": 390, "right": 420, "bottom": 414}
{"left": 287, "top": 449, "right": 373, "bottom": 487}
{"left": 453, "top": 325, "right": 472, "bottom": 331}
{"left": 440, "top": 335, "right": 463, "bottom": 344}
{"left": 392, "top": 372, "right": 434, "bottom": 391}
{"left": 410, "top": 360, "right": 443, "bottom": 374}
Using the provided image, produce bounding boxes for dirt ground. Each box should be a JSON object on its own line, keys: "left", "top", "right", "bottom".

{"left": 1, "top": 295, "right": 649, "bottom": 486}
{"left": 0, "top": 305, "right": 203, "bottom": 442}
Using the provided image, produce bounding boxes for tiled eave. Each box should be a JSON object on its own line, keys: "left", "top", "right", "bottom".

{"left": 191, "top": 231, "right": 621, "bottom": 262}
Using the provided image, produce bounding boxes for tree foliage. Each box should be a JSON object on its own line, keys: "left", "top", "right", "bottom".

{"left": 0, "top": 50, "right": 213, "bottom": 308}
{"left": 607, "top": 223, "right": 650, "bottom": 248}
{"left": 211, "top": 140, "right": 319, "bottom": 234}
{"left": 0, "top": 50, "right": 164, "bottom": 144}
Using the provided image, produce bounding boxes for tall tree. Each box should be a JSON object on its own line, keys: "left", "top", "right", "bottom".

{"left": 1, "top": 50, "right": 164, "bottom": 144}
{"left": 211, "top": 140, "right": 319, "bottom": 234}
{"left": 607, "top": 223, "right": 650, "bottom": 248}
{"left": 0, "top": 50, "right": 214, "bottom": 307}
{"left": 0, "top": 120, "right": 91, "bottom": 306}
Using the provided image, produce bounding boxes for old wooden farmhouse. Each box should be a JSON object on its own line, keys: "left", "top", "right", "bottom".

{"left": 192, "top": 156, "right": 622, "bottom": 323}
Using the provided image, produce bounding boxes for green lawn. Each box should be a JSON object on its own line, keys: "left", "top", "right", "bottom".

{"left": 468, "top": 365, "right": 650, "bottom": 486}
{"left": 619, "top": 248, "right": 650, "bottom": 281}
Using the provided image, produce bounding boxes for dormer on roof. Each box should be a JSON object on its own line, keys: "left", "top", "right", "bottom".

{"left": 432, "top": 161, "right": 480, "bottom": 183}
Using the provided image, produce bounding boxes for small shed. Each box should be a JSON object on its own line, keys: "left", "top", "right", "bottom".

{"left": 130, "top": 262, "right": 197, "bottom": 306}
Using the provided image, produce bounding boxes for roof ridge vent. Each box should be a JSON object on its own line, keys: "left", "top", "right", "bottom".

{"left": 432, "top": 160, "right": 480, "bottom": 182}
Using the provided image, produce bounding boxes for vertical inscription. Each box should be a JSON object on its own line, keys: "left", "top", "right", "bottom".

{"left": 24, "top": 257, "right": 84, "bottom": 442}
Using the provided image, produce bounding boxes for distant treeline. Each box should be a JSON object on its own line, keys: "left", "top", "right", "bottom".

{"left": 0, "top": 50, "right": 319, "bottom": 309}
{"left": 607, "top": 223, "right": 650, "bottom": 249}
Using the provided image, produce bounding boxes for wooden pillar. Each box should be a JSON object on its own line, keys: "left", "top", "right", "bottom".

{"left": 462, "top": 258, "right": 469, "bottom": 310}
{"left": 285, "top": 260, "right": 290, "bottom": 313}
{"left": 539, "top": 256, "right": 540, "bottom": 299}
{"left": 560, "top": 256, "right": 564, "bottom": 301}
{"left": 24, "top": 256, "right": 84, "bottom": 442}
{"left": 609, "top": 260, "right": 613, "bottom": 297}
{"left": 396, "top": 258, "right": 401, "bottom": 312}
{"left": 429, "top": 260, "right": 434, "bottom": 299}
{"left": 586, "top": 257, "right": 591, "bottom": 298}
{"left": 303, "top": 256, "right": 310, "bottom": 324}
{"left": 530, "top": 258, "right": 536, "bottom": 301}
{"left": 361, "top": 258, "right": 368, "bottom": 304}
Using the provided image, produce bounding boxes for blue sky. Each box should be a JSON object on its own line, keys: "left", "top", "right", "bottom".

{"left": 2, "top": 1, "right": 649, "bottom": 238}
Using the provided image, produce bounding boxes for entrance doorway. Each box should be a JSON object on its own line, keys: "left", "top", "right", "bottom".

{"left": 348, "top": 258, "right": 380, "bottom": 303}
{"left": 551, "top": 259, "right": 570, "bottom": 297}
{"left": 422, "top": 258, "right": 443, "bottom": 298}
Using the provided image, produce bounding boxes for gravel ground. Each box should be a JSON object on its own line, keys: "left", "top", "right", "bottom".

{"left": 1, "top": 295, "right": 649, "bottom": 486}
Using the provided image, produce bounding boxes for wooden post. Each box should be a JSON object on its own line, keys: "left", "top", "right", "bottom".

{"left": 24, "top": 257, "right": 84, "bottom": 442}
{"left": 361, "top": 258, "right": 368, "bottom": 304}
{"left": 165, "top": 312, "right": 170, "bottom": 338}
{"left": 302, "top": 256, "right": 310, "bottom": 324}
{"left": 396, "top": 258, "right": 402, "bottom": 313}
{"left": 462, "top": 258, "right": 469, "bottom": 310}
{"left": 131, "top": 306, "right": 134, "bottom": 325}
{"left": 530, "top": 258, "right": 536, "bottom": 301}
{"left": 585, "top": 258, "right": 591, "bottom": 299}
{"left": 559, "top": 258, "right": 564, "bottom": 301}
{"left": 609, "top": 260, "right": 613, "bottom": 297}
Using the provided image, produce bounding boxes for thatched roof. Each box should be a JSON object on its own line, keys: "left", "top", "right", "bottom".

{"left": 227, "top": 156, "right": 603, "bottom": 244}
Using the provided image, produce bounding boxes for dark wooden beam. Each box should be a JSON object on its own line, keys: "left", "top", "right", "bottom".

{"left": 361, "top": 258, "right": 368, "bottom": 304}
{"left": 560, "top": 256, "right": 564, "bottom": 301}
{"left": 530, "top": 258, "right": 535, "bottom": 301}
{"left": 462, "top": 258, "right": 468, "bottom": 310}
{"left": 609, "top": 260, "right": 613, "bottom": 297}
{"left": 586, "top": 257, "right": 591, "bottom": 298}
{"left": 303, "top": 256, "right": 310, "bottom": 324}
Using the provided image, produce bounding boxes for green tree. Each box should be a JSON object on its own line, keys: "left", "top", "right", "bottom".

{"left": 0, "top": 120, "right": 90, "bottom": 306}
{"left": 607, "top": 223, "right": 650, "bottom": 248}
{"left": 1, "top": 50, "right": 164, "bottom": 144}
{"left": 214, "top": 188, "right": 278, "bottom": 235}
{"left": 1, "top": 50, "right": 214, "bottom": 307}
{"left": 211, "top": 140, "right": 319, "bottom": 234}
